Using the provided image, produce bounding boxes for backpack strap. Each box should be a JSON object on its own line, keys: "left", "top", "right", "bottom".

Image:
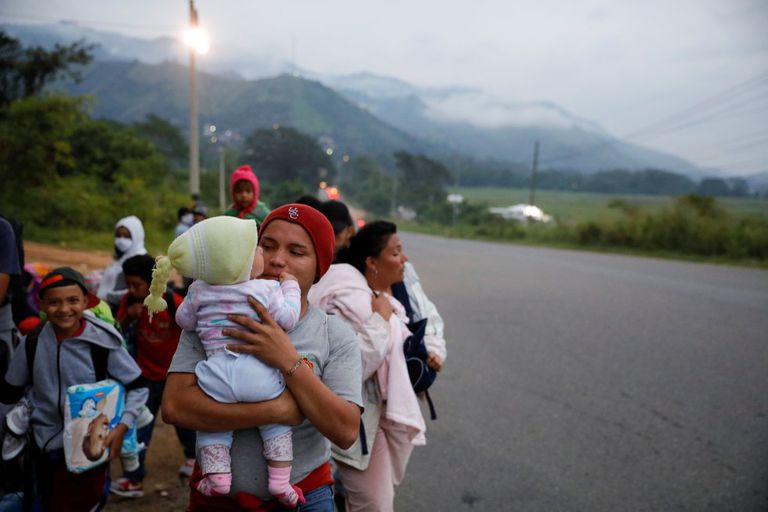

{"left": 424, "top": 389, "right": 437, "bottom": 421}
{"left": 24, "top": 324, "right": 44, "bottom": 386}
{"left": 359, "top": 420, "right": 368, "bottom": 455}
{"left": 90, "top": 344, "right": 110, "bottom": 382}
{"left": 391, "top": 282, "right": 415, "bottom": 323}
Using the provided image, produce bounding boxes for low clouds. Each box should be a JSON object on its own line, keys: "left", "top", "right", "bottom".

{"left": 2, "top": 0, "right": 766, "bottom": 173}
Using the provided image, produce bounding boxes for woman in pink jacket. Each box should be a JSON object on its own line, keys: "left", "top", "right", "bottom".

{"left": 308, "top": 220, "right": 430, "bottom": 512}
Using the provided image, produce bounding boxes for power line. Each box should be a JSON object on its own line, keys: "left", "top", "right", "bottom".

{"left": 623, "top": 71, "right": 768, "bottom": 140}
{"left": 632, "top": 89, "right": 768, "bottom": 141}
{"left": 691, "top": 134, "right": 768, "bottom": 161}
{"left": 0, "top": 11, "right": 178, "bottom": 34}
{"left": 540, "top": 69, "right": 768, "bottom": 165}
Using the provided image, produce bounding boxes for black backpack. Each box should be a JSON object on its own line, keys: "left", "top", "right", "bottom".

{"left": 0, "top": 215, "right": 34, "bottom": 324}
{"left": 391, "top": 281, "right": 437, "bottom": 420}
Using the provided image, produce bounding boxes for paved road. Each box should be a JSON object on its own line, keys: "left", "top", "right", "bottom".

{"left": 392, "top": 233, "right": 768, "bottom": 512}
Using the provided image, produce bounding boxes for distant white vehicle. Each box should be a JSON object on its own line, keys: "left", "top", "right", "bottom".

{"left": 489, "top": 203, "right": 552, "bottom": 223}
{"left": 396, "top": 205, "right": 417, "bottom": 221}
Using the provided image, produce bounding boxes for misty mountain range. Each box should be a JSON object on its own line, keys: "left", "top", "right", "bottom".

{"left": 7, "top": 21, "right": 761, "bottom": 184}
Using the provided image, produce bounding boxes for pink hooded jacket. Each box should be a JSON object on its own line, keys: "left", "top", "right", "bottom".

{"left": 230, "top": 165, "right": 260, "bottom": 218}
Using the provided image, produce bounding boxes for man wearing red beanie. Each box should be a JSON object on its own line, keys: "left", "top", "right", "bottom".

{"left": 224, "top": 165, "right": 271, "bottom": 227}
{"left": 162, "top": 203, "right": 363, "bottom": 511}
{"left": 259, "top": 204, "right": 336, "bottom": 283}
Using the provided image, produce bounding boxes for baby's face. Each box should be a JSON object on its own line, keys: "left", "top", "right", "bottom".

{"left": 250, "top": 246, "right": 265, "bottom": 279}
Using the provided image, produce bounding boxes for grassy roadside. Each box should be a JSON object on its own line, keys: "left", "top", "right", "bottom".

{"left": 24, "top": 217, "right": 768, "bottom": 270}
{"left": 24, "top": 224, "right": 176, "bottom": 258}
{"left": 25, "top": 221, "right": 766, "bottom": 270}
{"left": 450, "top": 187, "right": 768, "bottom": 223}
{"left": 399, "top": 221, "right": 768, "bottom": 269}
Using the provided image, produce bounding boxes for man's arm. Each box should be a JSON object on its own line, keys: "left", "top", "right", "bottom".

{"left": 160, "top": 330, "right": 303, "bottom": 431}
{"left": 162, "top": 372, "right": 303, "bottom": 431}
{"left": 0, "top": 273, "right": 10, "bottom": 306}
{"left": 281, "top": 361, "right": 360, "bottom": 449}
{"left": 1, "top": 335, "right": 30, "bottom": 404}
{"left": 0, "top": 219, "right": 20, "bottom": 305}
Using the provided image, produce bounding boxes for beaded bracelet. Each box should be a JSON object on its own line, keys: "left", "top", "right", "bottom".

{"left": 285, "top": 358, "right": 304, "bottom": 377}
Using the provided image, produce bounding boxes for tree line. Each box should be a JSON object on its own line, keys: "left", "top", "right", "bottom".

{"left": 452, "top": 159, "right": 754, "bottom": 198}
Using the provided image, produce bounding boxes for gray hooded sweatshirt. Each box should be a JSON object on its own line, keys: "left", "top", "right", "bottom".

{"left": 4, "top": 316, "right": 148, "bottom": 453}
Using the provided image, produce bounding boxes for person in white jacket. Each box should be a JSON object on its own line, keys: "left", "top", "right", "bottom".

{"left": 318, "top": 199, "right": 447, "bottom": 372}
{"left": 309, "top": 220, "right": 445, "bottom": 512}
{"left": 96, "top": 215, "right": 147, "bottom": 310}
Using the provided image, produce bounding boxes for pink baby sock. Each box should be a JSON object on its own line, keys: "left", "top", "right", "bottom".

{"left": 197, "top": 473, "right": 231, "bottom": 496}
{"left": 197, "top": 444, "right": 232, "bottom": 496}
{"left": 268, "top": 465, "right": 305, "bottom": 507}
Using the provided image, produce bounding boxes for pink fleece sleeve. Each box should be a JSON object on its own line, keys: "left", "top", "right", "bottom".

{"left": 175, "top": 283, "right": 199, "bottom": 331}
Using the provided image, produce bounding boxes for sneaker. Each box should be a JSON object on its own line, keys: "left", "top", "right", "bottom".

{"left": 5, "top": 398, "right": 31, "bottom": 436}
{"left": 178, "top": 458, "right": 195, "bottom": 477}
{"left": 110, "top": 477, "right": 144, "bottom": 498}
{"left": 135, "top": 405, "right": 154, "bottom": 429}
{"left": 2, "top": 432, "right": 26, "bottom": 461}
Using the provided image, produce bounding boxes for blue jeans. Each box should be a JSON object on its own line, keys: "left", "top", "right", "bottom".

{"left": 296, "top": 484, "right": 334, "bottom": 512}
{"left": 0, "top": 492, "right": 22, "bottom": 512}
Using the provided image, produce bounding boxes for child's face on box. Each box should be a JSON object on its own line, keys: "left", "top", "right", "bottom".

{"left": 233, "top": 180, "right": 255, "bottom": 210}
{"left": 84, "top": 413, "right": 110, "bottom": 460}
{"left": 40, "top": 284, "right": 88, "bottom": 335}
{"left": 125, "top": 275, "right": 150, "bottom": 301}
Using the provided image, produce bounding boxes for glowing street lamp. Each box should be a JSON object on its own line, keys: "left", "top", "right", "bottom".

{"left": 184, "top": 0, "right": 209, "bottom": 199}
{"left": 184, "top": 26, "right": 210, "bottom": 55}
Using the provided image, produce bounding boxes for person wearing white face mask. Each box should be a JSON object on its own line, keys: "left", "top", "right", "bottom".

{"left": 175, "top": 207, "right": 194, "bottom": 238}
{"left": 97, "top": 215, "right": 147, "bottom": 310}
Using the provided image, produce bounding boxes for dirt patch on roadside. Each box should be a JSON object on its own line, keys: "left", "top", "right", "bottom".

{"left": 24, "top": 242, "right": 113, "bottom": 274}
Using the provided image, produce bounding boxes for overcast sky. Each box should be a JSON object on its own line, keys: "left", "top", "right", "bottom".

{"left": 2, "top": 0, "right": 767, "bottom": 175}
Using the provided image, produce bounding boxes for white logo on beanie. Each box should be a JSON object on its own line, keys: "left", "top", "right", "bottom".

{"left": 288, "top": 207, "right": 299, "bottom": 219}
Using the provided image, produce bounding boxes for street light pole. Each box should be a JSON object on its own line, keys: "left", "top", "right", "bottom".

{"left": 218, "top": 145, "right": 226, "bottom": 210}
{"left": 529, "top": 139, "right": 540, "bottom": 206}
{"left": 188, "top": 0, "right": 200, "bottom": 199}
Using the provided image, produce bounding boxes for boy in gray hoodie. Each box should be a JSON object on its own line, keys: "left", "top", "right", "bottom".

{"left": 0, "top": 267, "right": 148, "bottom": 511}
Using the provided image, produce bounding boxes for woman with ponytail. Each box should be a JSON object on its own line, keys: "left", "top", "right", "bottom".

{"left": 309, "top": 220, "right": 428, "bottom": 512}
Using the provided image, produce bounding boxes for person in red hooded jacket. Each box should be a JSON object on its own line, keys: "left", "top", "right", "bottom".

{"left": 223, "top": 165, "right": 271, "bottom": 227}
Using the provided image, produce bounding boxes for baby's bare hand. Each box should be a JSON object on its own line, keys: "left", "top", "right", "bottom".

{"left": 279, "top": 272, "right": 297, "bottom": 283}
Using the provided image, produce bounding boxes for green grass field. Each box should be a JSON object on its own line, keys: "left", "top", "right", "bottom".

{"left": 449, "top": 187, "right": 768, "bottom": 223}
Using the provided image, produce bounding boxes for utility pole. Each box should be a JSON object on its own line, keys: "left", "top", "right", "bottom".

{"left": 390, "top": 173, "right": 399, "bottom": 218}
{"left": 529, "top": 140, "right": 539, "bottom": 206}
{"left": 188, "top": 0, "right": 200, "bottom": 199}
{"left": 218, "top": 145, "right": 226, "bottom": 210}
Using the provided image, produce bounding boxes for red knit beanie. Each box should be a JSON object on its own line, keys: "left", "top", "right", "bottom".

{"left": 259, "top": 204, "right": 335, "bottom": 282}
